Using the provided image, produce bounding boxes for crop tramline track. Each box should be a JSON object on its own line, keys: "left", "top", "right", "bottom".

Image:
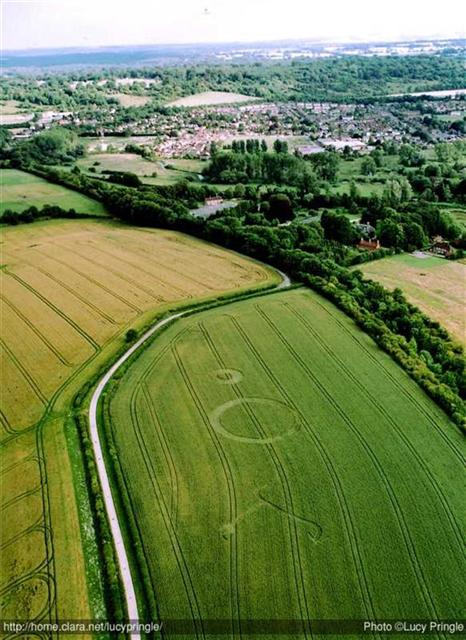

{"left": 140, "top": 386, "right": 180, "bottom": 524}
{"left": 222, "top": 311, "right": 378, "bottom": 623}
{"left": 256, "top": 303, "right": 443, "bottom": 623}
{"left": 171, "top": 345, "right": 238, "bottom": 638}
{"left": 129, "top": 382, "right": 205, "bottom": 638}
{"left": 88, "top": 270, "right": 289, "bottom": 638}
{"left": 83, "top": 242, "right": 196, "bottom": 300}
{"left": 0, "top": 295, "right": 74, "bottom": 367}
{"left": 286, "top": 302, "right": 465, "bottom": 554}
{"left": 33, "top": 248, "right": 144, "bottom": 314}
{"left": 198, "top": 321, "right": 312, "bottom": 636}
{"left": 4, "top": 269, "right": 101, "bottom": 350}
{"left": 53, "top": 244, "right": 166, "bottom": 304}
{"left": 310, "top": 295, "right": 466, "bottom": 464}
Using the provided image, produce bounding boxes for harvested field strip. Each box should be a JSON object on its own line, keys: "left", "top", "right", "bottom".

{"left": 107, "top": 288, "right": 465, "bottom": 628}
{"left": 357, "top": 255, "right": 466, "bottom": 345}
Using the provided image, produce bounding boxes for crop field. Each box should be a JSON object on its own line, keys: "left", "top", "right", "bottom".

{"left": 76, "top": 154, "right": 205, "bottom": 186}
{"left": 0, "top": 218, "right": 276, "bottom": 627}
{"left": 110, "top": 93, "right": 152, "bottom": 107}
{"left": 107, "top": 288, "right": 465, "bottom": 633}
{"left": 357, "top": 253, "right": 466, "bottom": 344}
{"left": 167, "top": 91, "right": 259, "bottom": 107}
{"left": 77, "top": 153, "right": 160, "bottom": 177}
{"left": 0, "top": 169, "right": 108, "bottom": 216}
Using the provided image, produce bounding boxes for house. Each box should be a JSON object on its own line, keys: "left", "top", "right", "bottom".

{"left": 430, "top": 236, "right": 454, "bottom": 257}
{"left": 354, "top": 221, "right": 376, "bottom": 238}
{"left": 205, "top": 196, "right": 224, "bottom": 206}
{"left": 358, "top": 238, "right": 380, "bottom": 251}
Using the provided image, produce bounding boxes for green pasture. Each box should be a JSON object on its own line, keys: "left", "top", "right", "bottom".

{"left": 0, "top": 169, "right": 108, "bottom": 216}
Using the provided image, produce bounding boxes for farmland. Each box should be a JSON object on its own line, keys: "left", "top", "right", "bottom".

{"left": 167, "top": 91, "right": 259, "bottom": 107}
{"left": 111, "top": 93, "right": 152, "bottom": 108}
{"left": 357, "top": 253, "right": 466, "bottom": 345}
{"left": 107, "top": 287, "right": 465, "bottom": 631}
{"left": 0, "top": 169, "right": 108, "bottom": 216}
{"left": 76, "top": 153, "right": 205, "bottom": 186}
{"left": 0, "top": 218, "right": 276, "bottom": 626}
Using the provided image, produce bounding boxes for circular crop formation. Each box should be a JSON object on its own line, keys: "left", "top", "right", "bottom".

{"left": 209, "top": 397, "right": 301, "bottom": 444}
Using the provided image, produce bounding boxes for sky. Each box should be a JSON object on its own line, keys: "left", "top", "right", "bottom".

{"left": 1, "top": 0, "right": 465, "bottom": 51}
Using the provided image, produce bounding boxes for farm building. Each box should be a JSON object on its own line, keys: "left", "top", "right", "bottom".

{"left": 358, "top": 238, "right": 381, "bottom": 251}
{"left": 205, "top": 196, "right": 224, "bottom": 206}
{"left": 354, "top": 221, "right": 376, "bottom": 238}
{"left": 429, "top": 236, "right": 454, "bottom": 257}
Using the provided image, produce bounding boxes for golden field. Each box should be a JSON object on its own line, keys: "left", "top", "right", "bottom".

{"left": 357, "top": 253, "right": 466, "bottom": 345}
{"left": 0, "top": 218, "right": 276, "bottom": 625}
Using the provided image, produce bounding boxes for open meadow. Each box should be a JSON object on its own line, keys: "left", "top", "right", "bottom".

{"left": 76, "top": 153, "right": 205, "bottom": 186}
{"left": 357, "top": 253, "right": 466, "bottom": 345}
{"left": 0, "top": 218, "right": 276, "bottom": 626}
{"left": 0, "top": 169, "right": 108, "bottom": 216}
{"left": 110, "top": 93, "right": 152, "bottom": 108}
{"left": 107, "top": 287, "right": 465, "bottom": 633}
{"left": 167, "top": 91, "right": 260, "bottom": 107}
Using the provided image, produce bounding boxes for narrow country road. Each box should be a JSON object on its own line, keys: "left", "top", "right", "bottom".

{"left": 88, "top": 268, "right": 290, "bottom": 638}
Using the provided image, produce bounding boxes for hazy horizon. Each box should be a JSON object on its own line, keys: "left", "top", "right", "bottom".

{"left": 2, "top": 0, "right": 465, "bottom": 52}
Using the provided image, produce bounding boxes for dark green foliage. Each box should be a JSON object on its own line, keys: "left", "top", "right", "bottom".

{"left": 11, "top": 127, "right": 84, "bottom": 165}
{"left": 321, "top": 210, "right": 358, "bottom": 244}
{"left": 105, "top": 171, "right": 142, "bottom": 188}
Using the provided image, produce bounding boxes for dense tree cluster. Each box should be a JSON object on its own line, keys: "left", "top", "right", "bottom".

{"left": 10, "top": 127, "right": 84, "bottom": 165}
